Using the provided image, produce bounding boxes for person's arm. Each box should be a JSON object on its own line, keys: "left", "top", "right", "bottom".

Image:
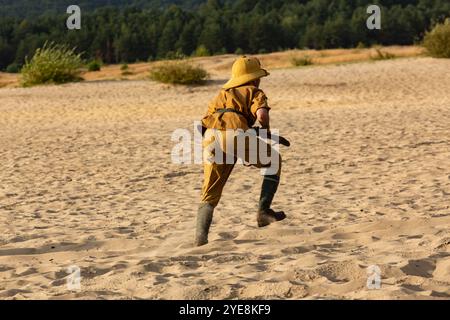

{"left": 205, "top": 101, "right": 216, "bottom": 116}
{"left": 256, "top": 108, "right": 270, "bottom": 130}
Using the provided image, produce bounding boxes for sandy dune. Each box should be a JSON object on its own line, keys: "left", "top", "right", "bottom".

{"left": 0, "top": 45, "right": 423, "bottom": 87}
{"left": 0, "top": 57, "right": 449, "bottom": 299}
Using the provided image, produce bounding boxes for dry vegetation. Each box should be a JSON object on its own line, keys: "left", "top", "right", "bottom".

{"left": 20, "top": 42, "right": 83, "bottom": 87}
{"left": 0, "top": 46, "right": 425, "bottom": 88}
{"left": 424, "top": 19, "right": 450, "bottom": 58}
{"left": 149, "top": 60, "right": 209, "bottom": 85}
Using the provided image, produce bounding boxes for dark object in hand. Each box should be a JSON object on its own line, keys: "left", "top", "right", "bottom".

{"left": 199, "top": 125, "right": 291, "bottom": 147}
{"left": 253, "top": 127, "right": 291, "bottom": 147}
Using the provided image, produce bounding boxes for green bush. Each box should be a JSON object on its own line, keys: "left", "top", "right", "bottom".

{"left": 423, "top": 19, "right": 450, "bottom": 58}
{"left": 120, "top": 63, "right": 133, "bottom": 76}
{"left": 6, "top": 63, "right": 21, "bottom": 73}
{"left": 356, "top": 42, "right": 366, "bottom": 49}
{"left": 21, "top": 42, "right": 83, "bottom": 86}
{"left": 235, "top": 48, "right": 244, "bottom": 55}
{"left": 166, "top": 50, "right": 186, "bottom": 60}
{"left": 87, "top": 60, "right": 102, "bottom": 72}
{"left": 194, "top": 45, "right": 210, "bottom": 57}
{"left": 150, "top": 60, "right": 208, "bottom": 85}
{"left": 371, "top": 49, "right": 395, "bottom": 60}
{"left": 291, "top": 56, "right": 313, "bottom": 67}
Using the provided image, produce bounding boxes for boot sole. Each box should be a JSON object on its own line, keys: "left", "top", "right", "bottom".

{"left": 257, "top": 212, "right": 286, "bottom": 228}
{"left": 195, "top": 240, "right": 208, "bottom": 247}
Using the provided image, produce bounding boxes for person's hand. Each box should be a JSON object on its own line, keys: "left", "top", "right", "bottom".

{"left": 256, "top": 108, "right": 270, "bottom": 130}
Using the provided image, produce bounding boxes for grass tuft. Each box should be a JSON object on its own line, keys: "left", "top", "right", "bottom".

{"left": 423, "top": 19, "right": 450, "bottom": 58}
{"left": 291, "top": 56, "right": 313, "bottom": 67}
{"left": 150, "top": 60, "right": 208, "bottom": 85}
{"left": 21, "top": 42, "right": 83, "bottom": 87}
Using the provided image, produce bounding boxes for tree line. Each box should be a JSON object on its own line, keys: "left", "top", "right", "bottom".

{"left": 1, "top": 0, "right": 449, "bottom": 71}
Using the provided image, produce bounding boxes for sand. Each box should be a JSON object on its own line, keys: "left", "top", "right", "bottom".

{"left": 0, "top": 45, "right": 424, "bottom": 87}
{"left": 0, "top": 56, "right": 449, "bottom": 299}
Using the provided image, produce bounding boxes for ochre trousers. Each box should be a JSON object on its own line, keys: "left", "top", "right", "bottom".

{"left": 200, "top": 129, "right": 282, "bottom": 207}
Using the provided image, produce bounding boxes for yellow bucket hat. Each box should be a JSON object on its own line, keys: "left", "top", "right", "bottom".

{"left": 223, "top": 56, "right": 270, "bottom": 90}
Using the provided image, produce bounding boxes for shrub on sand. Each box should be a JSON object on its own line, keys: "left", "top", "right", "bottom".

{"left": 423, "top": 19, "right": 450, "bottom": 58}
{"left": 194, "top": 45, "right": 210, "bottom": 57}
{"left": 21, "top": 42, "right": 83, "bottom": 86}
{"left": 6, "top": 63, "right": 21, "bottom": 73}
{"left": 291, "top": 56, "right": 313, "bottom": 67}
{"left": 356, "top": 42, "right": 366, "bottom": 49}
{"left": 150, "top": 60, "right": 208, "bottom": 85}
{"left": 120, "top": 63, "right": 133, "bottom": 76}
{"left": 166, "top": 50, "right": 186, "bottom": 60}
{"left": 235, "top": 48, "right": 244, "bottom": 55}
{"left": 87, "top": 60, "right": 102, "bottom": 72}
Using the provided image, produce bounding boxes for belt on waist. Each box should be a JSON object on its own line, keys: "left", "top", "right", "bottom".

{"left": 215, "top": 108, "right": 246, "bottom": 117}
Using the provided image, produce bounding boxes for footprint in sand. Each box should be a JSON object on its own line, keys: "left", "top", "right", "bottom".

{"left": 218, "top": 231, "right": 239, "bottom": 240}
{"left": 312, "top": 226, "right": 328, "bottom": 233}
{"left": 400, "top": 258, "right": 436, "bottom": 278}
{"left": 281, "top": 246, "right": 312, "bottom": 255}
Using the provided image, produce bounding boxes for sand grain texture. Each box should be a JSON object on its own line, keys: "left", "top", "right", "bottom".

{"left": 0, "top": 57, "right": 449, "bottom": 299}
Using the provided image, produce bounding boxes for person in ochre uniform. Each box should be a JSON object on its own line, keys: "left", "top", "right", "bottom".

{"left": 195, "top": 56, "right": 287, "bottom": 247}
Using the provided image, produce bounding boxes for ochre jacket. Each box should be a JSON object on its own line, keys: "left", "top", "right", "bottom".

{"left": 201, "top": 85, "right": 270, "bottom": 131}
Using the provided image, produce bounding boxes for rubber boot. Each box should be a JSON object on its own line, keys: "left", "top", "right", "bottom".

{"left": 195, "top": 203, "right": 214, "bottom": 246}
{"left": 257, "top": 175, "right": 286, "bottom": 227}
